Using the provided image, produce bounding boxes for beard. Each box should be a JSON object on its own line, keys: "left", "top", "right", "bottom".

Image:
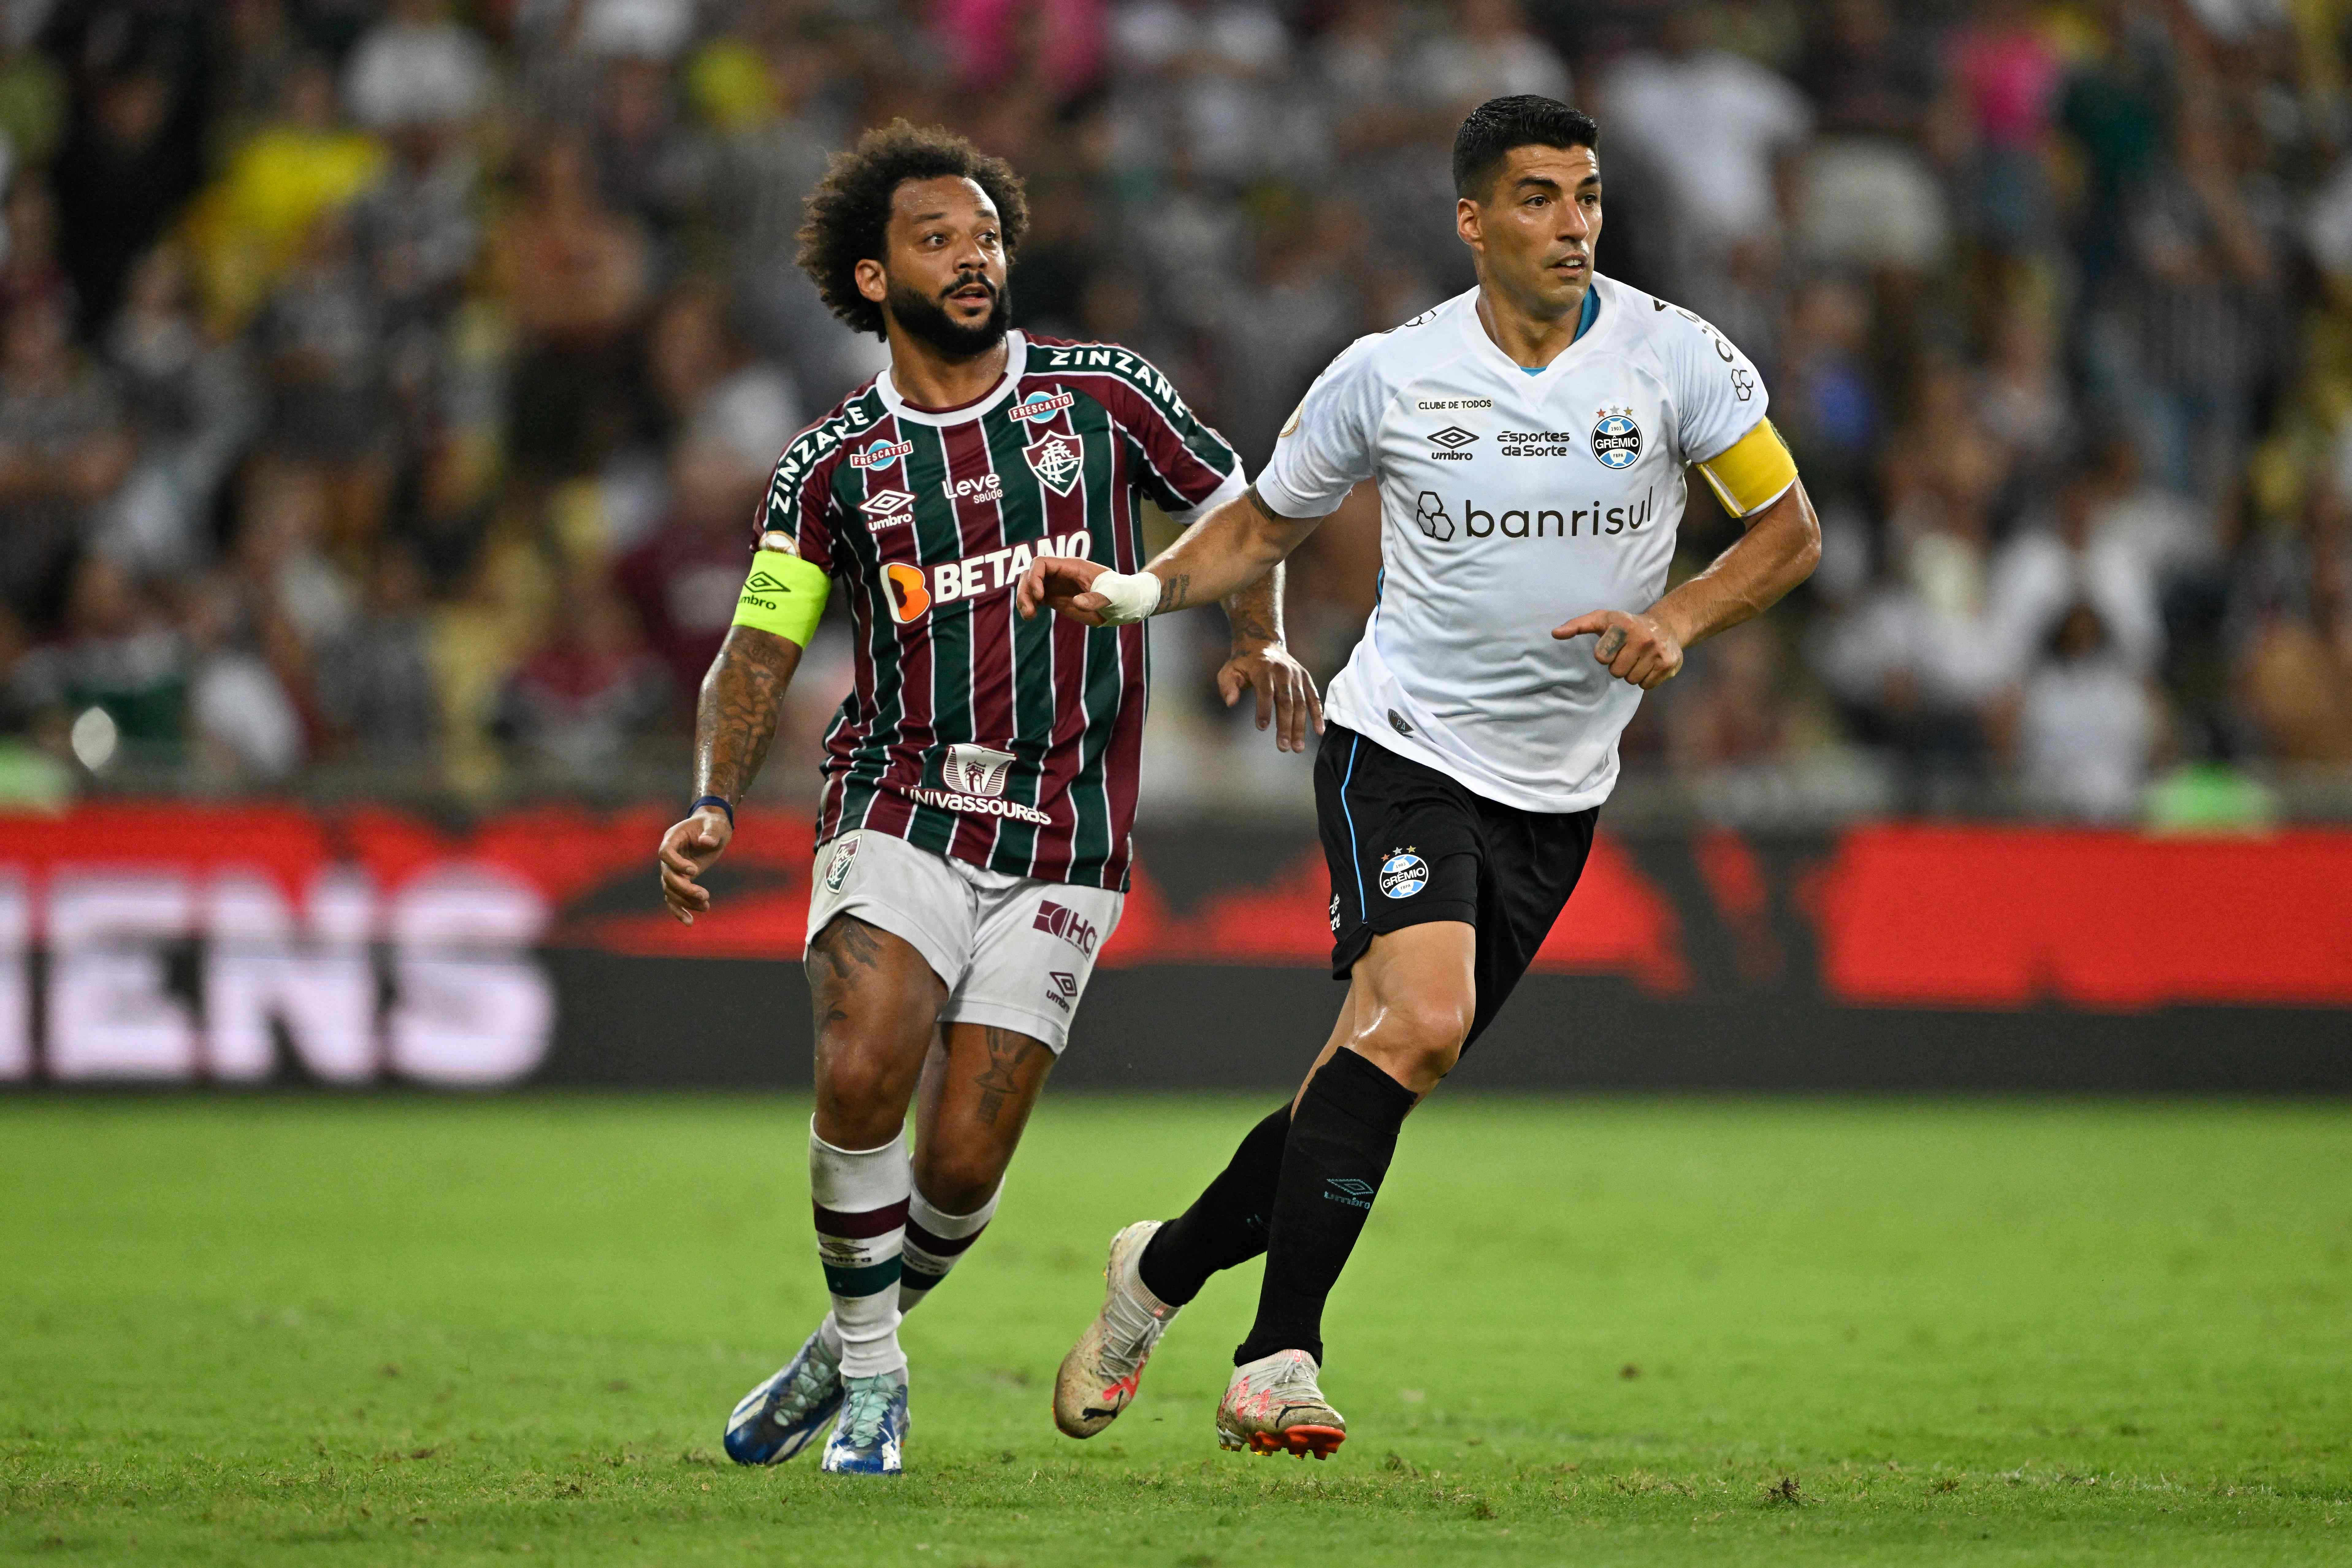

{"left": 886, "top": 272, "right": 1011, "bottom": 360}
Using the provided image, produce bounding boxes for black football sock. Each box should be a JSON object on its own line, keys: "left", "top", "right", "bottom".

{"left": 1136, "top": 1103, "right": 1291, "bottom": 1307}
{"left": 1234, "top": 1047, "right": 1415, "bottom": 1366}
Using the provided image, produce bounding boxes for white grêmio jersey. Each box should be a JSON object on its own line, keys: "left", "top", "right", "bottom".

{"left": 1257, "top": 276, "right": 1773, "bottom": 813}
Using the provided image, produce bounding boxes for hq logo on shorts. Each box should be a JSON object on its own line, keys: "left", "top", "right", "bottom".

{"left": 1379, "top": 850, "right": 1428, "bottom": 899}
{"left": 1591, "top": 408, "right": 1642, "bottom": 470}
{"left": 1034, "top": 899, "right": 1099, "bottom": 956}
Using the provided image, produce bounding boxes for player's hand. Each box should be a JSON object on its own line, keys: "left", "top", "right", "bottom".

{"left": 1553, "top": 608, "right": 1684, "bottom": 690}
{"left": 1218, "top": 641, "right": 1324, "bottom": 753}
{"left": 657, "top": 806, "right": 733, "bottom": 925}
{"left": 1016, "top": 555, "right": 1114, "bottom": 625}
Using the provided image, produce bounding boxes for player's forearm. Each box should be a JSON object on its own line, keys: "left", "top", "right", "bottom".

{"left": 692, "top": 625, "right": 805, "bottom": 806}
{"left": 1220, "top": 561, "right": 1288, "bottom": 649}
{"left": 1147, "top": 486, "right": 1320, "bottom": 616}
{"left": 1650, "top": 480, "right": 1821, "bottom": 648}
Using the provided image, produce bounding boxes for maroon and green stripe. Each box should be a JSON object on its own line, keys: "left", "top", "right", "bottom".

{"left": 789, "top": 338, "right": 1241, "bottom": 890}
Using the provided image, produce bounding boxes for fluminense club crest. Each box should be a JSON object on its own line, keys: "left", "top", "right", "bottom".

{"left": 823, "top": 833, "right": 861, "bottom": 892}
{"left": 1024, "top": 431, "right": 1084, "bottom": 496}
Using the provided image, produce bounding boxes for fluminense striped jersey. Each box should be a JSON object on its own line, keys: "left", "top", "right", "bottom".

{"left": 762, "top": 331, "right": 1246, "bottom": 890}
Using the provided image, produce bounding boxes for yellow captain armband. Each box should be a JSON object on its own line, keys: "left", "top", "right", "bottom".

{"left": 731, "top": 549, "right": 830, "bottom": 645}
{"left": 1695, "top": 419, "right": 1799, "bottom": 517}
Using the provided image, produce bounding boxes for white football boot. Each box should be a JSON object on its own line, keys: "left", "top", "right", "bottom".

{"left": 1053, "top": 1220, "right": 1180, "bottom": 1437}
{"left": 1215, "top": 1348, "right": 1345, "bottom": 1459}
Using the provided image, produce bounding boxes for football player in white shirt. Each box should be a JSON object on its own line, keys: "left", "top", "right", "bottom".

{"left": 1019, "top": 96, "right": 1821, "bottom": 1458}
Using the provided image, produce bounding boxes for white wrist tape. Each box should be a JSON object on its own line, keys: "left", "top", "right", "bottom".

{"left": 1089, "top": 569, "right": 1161, "bottom": 625}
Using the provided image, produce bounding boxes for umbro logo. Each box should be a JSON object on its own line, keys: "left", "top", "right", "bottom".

{"left": 1427, "top": 426, "right": 1478, "bottom": 449}
{"left": 861, "top": 488, "right": 914, "bottom": 529}
{"left": 1323, "top": 1176, "right": 1375, "bottom": 1209}
{"left": 744, "top": 570, "right": 794, "bottom": 594}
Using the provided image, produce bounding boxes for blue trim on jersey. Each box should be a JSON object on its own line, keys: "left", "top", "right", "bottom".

{"left": 1517, "top": 287, "right": 1601, "bottom": 372}
{"left": 1340, "top": 732, "right": 1367, "bottom": 918}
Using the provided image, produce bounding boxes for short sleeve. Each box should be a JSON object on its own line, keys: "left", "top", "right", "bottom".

{"left": 754, "top": 425, "right": 840, "bottom": 574}
{"left": 1664, "top": 308, "right": 1770, "bottom": 467}
{"left": 1256, "top": 336, "right": 1383, "bottom": 519}
{"left": 1082, "top": 351, "right": 1248, "bottom": 523}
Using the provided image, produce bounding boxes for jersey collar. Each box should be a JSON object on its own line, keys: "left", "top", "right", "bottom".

{"left": 1461, "top": 276, "right": 1611, "bottom": 381}
{"left": 876, "top": 331, "right": 1030, "bottom": 426}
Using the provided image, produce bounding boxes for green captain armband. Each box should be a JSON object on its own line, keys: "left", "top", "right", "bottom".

{"left": 731, "top": 549, "right": 830, "bottom": 645}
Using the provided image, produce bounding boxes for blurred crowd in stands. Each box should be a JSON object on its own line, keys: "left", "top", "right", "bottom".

{"left": 0, "top": 0, "right": 2348, "bottom": 826}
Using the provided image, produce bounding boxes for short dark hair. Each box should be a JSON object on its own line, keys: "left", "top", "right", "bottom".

{"left": 1451, "top": 95, "right": 1601, "bottom": 200}
{"left": 796, "top": 119, "right": 1031, "bottom": 339}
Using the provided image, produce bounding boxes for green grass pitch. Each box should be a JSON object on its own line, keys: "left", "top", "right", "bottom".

{"left": 3, "top": 1094, "right": 2348, "bottom": 1565}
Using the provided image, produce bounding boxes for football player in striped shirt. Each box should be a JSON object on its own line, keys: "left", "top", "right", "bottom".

{"left": 654, "top": 121, "right": 1320, "bottom": 1475}
{"left": 1024, "top": 96, "right": 1821, "bottom": 1457}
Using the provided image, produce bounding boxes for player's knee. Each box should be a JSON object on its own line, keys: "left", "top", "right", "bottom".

{"left": 813, "top": 1042, "right": 915, "bottom": 1142}
{"left": 912, "top": 1151, "right": 1000, "bottom": 1218}
{"left": 1353, "top": 996, "right": 1470, "bottom": 1090}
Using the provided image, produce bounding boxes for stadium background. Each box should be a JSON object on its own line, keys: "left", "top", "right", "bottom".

{"left": 0, "top": 0, "right": 2346, "bottom": 1088}
{"left": 5, "top": 8, "right": 2350, "bottom": 1564}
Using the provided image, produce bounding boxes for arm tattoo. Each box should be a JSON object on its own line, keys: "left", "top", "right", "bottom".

{"left": 1153, "top": 572, "right": 1193, "bottom": 614}
{"left": 971, "top": 1026, "right": 1036, "bottom": 1126}
{"left": 1221, "top": 561, "right": 1286, "bottom": 648}
{"left": 693, "top": 626, "right": 800, "bottom": 807}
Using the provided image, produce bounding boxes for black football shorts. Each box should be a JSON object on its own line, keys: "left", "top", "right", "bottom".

{"left": 1315, "top": 723, "right": 1598, "bottom": 1050}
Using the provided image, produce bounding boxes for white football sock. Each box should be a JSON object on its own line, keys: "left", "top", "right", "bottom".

{"left": 807, "top": 1122, "right": 911, "bottom": 1378}
{"left": 899, "top": 1183, "right": 1001, "bottom": 1312}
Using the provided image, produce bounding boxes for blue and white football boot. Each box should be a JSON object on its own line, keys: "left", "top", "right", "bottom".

{"left": 820, "top": 1369, "right": 909, "bottom": 1475}
{"left": 724, "top": 1325, "right": 844, "bottom": 1465}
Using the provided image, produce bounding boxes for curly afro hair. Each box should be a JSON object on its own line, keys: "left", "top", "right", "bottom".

{"left": 795, "top": 120, "right": 1030, "bottom": 341}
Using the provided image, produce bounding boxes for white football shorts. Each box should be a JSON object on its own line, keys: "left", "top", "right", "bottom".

{"left": 804, "top": 830, "right": 1123, "bottom": 1053}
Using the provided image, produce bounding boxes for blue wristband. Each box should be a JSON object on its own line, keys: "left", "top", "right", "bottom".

{"left": 691, "top": 795, "right": 735, "bottom": 828}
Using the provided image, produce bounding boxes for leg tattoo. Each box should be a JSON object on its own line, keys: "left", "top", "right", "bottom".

{"left": 808, "top": 914, "right": 887, "bottom": 987}
{"left": 971, "top": 1026, "right": 1036, "bottom": 1126}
